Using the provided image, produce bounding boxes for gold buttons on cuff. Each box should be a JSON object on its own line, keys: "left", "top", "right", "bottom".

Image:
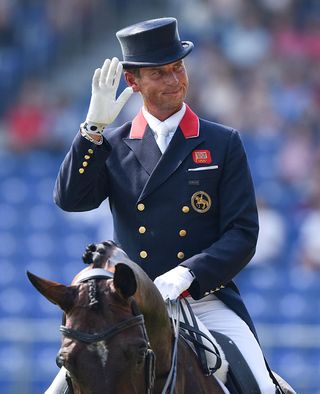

{"left": 79, "top": 168, "right": 85, "bottom": 174}
{"left": 88, "top": 149, "right": 94, "bottom": 154}
{"left": 177, "top": 251, "right": 185, "bottom": 259}
{"left": 139, "top": 226, "right": 146, "bottom": 234}
{"left": 84, "top": 155, "right": 90, "bottom": 160}
{"left": 82, "top": 161, "right": 88, "bottom": 167}
{"left": 137, "top": 203, "right": 145, "bottom": 211}
{"left": 182, "top": 206, "right": 190, "bottom": 213}
{"left": 179, "top": 229, "right": 187, "bottom": 237}
{"left": 140, "top": 251, "right": 148, "bottom": 259}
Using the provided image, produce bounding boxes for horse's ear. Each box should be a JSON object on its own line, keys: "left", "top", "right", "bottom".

{"left": 27, "top": 271, "right": 76, "bottom": 312}
{"left": 113, "top": 263, "right": 137, "bottom": 298}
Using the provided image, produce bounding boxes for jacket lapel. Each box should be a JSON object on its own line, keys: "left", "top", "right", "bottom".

{"left": 138, "top": 127, "right": 204, "bottom": 201}
{"left": 123, "top": 126, "right": 162, "bottom": 175}
{"left": 123, "top": 105, "right": 203, "bottom": 201}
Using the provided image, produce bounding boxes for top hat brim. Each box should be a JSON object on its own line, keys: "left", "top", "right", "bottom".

{"left": 121, "top": 41, "right": 194, "bottom": 68}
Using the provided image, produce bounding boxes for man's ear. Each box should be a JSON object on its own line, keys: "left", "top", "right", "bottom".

{"left": 124, "top": 71, "right": 140, "bottom": 93}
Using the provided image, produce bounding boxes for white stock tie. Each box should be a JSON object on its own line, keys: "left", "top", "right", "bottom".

{"left": 156, "top": 123, "right": 170, "bottom": 154}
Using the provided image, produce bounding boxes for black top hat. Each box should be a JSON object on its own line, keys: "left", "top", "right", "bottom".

{"left": 116, "top": 17, "right": 194, "bottom": 68}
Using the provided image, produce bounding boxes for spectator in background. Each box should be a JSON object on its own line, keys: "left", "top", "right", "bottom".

{"left": 49, "top": 94, "right": 83, "bottom": 151}
{"left": 277, "top": 121, "right": 316, "bottom": 191}
{"left": 0, "top": 0, "right": 19, "bottom": 115}
{"left": 4, "top": 79, "right": 49, "bottom": 152}
{"left": 253, "top": 197, "right": 286, "bottom": 266}
{"left": 296, "top": 159, "right": 320, "bottom": 271}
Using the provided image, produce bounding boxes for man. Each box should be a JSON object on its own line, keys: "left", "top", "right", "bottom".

{"left": 54, "top": 17, "right": 276, "bottom": 393}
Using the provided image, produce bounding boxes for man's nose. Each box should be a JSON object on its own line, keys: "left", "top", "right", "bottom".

{"left": 164, "top": 71, "right": 179, "bottom": 84}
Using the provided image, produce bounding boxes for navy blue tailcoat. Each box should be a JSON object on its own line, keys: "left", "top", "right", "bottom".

{"left": 54, "top": 105, "right": 259, "bottom": 336}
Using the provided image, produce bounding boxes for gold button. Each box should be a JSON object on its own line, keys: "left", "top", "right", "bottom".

{"left": 139, "top": 226, "right": 146, "bottom": 234}
{"left": 182, "top": 206, "right": 190, "bottom": 213}
{"left": 140, "top": 250, "right": 148, "bottom": 259}
{"left": 84, "top": 155, "right": 90, "bottom": 160}
{"left": 88, "top": 148, "right": 94, "bottom": 154}
{"left": 79, "top": 168, "right": 85, "bottom": 174}
{"left": 179, "top": 229, "right": 187, "bottom": 237}
{"left": 177, "top": 251, "right": 185, "bottom": 259}
{"left": 82, "top": 161, "right": 88, "bottom": 167}
{"left": 137, "top": 203, "right": 145, "bottom": 211}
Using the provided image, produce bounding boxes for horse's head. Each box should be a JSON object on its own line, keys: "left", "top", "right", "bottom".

{"left": 27, "top": 241, "right": 225, "bottom": 394}
{"left": 27, "top": 250, "right": 158, "bottom": 394}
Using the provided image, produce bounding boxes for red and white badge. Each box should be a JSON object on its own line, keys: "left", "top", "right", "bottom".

{"left": 192, "top": 150, "right": 212, "bottom": 164}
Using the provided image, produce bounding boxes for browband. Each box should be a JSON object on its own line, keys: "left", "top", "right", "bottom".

{"left": 75, "top": 268, "right": 114, "bottom": 284}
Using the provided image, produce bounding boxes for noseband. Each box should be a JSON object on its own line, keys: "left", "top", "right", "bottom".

{"left": 59, "top": 269, "right": 156, "bottom": 394}
{"left": 60, "top": 314, "right": 145, "bottom": 344}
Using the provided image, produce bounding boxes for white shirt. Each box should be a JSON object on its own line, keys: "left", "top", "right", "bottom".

{"left": 142, "top": 103, "right": 186, "bottom": 152}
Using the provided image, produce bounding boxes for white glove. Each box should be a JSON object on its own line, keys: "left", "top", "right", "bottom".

{"left": 86, "top": 57, "right": 133, "bottom": 126}
{"left": 154, "top": 266, "right": 194, "bottom": 301}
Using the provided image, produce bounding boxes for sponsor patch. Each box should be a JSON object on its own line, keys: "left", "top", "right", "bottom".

{"left": 192, "top": 150, "right": 212, "bottom": 164}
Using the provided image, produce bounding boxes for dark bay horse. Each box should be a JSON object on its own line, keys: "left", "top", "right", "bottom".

{"left": 27, "top": 241, "right": 225, "bottom": 394}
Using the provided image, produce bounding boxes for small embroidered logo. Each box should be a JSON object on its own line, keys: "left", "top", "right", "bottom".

{"left": 192, "top": 150, "right": 212, "bottom": 164}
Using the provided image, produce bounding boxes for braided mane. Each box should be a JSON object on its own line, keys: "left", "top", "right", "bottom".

{"left": 88, "top": 279, "right": 99, "bottom": 310}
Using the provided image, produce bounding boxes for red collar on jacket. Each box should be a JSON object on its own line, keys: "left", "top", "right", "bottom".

{"left": 129, "top": 104, "right": 200, "bottom": 139}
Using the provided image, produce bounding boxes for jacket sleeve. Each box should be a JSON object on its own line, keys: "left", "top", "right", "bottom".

{"left": 54, "top": 132, "right": 112, "bottom": 212}
{"left": 181, "top": 130, "right": 259, "bottom": 299}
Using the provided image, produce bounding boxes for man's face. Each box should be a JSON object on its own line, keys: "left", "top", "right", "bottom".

{"left": 125, "top": 60, "right": 189, "bottom": 120}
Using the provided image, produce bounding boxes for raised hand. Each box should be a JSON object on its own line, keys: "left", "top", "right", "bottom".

{"left": 86, "top": 57, "right": 133, "bottom": 126}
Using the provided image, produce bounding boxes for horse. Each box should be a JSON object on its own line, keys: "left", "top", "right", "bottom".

{"left": 27, "top": 240, "right": 227, "bottom": 394}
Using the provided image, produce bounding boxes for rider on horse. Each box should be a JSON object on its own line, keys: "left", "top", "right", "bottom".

{"left": 51, "top": 17, "right": 293, "bottom": 393}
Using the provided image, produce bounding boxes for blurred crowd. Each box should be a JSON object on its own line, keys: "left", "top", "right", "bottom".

{"left": 1, "top": 0, "right": 320, "bottom": 272}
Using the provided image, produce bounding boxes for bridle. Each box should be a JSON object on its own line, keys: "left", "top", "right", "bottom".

{"left": 59, "top": 268, "right": 157, "bottom": 393}
{"left": 60, "top": 314, "right": 146, "bottom": 345}
{"left": 59, "top": 268, "right": 181, "bottom": 394}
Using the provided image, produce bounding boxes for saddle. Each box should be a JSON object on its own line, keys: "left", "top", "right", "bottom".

{"left": 176, "top": 299, "right": 296, "bottom": 394}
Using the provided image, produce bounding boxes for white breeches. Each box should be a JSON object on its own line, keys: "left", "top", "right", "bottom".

{"left": 186, "top": 294, "right": 276, "bottom": 394}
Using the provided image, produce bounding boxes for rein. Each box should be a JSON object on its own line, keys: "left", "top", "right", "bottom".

{"left": 160, "top": 299, "right": 180, "bottom": 394}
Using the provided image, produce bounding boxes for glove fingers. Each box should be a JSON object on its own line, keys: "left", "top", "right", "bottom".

{"left": 100, "top": 58, "right": 111, "bottom": 86}
{"left": 106, "top": 57, "right": 119, "bottom": 88}
{"left": 116, "top": 87, "right": 133, "bottom": 108}
{"left": 112, "top": 61, "right": 123, "bottom": 89}
{"left": 92, "top": 68, "right": 101, "bottom": 90}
